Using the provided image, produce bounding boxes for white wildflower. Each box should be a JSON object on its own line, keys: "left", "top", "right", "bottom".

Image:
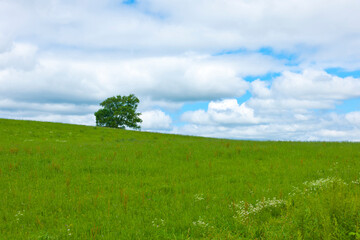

{"left": 352, "top": 179, "right": 360, "bottom": 185}
{"left": 152, "top": 218, "right": 165, "bottom": 228}
{"left": 303, "top": 177, "right": 347, "bottom": 192}
{"left": 233, "top": 198, "right": 286, "bottom": 223}
{"left": 15, "top": 210, "right": 25, "bottom": 222}
{"left": 65, "top": 224, "right": 72, "bottom": 236}
{"left": 194, "top": 194, "right": 205, "bottom": 202}
{"left": 288, "top": 177, "right": 347, "bottom": 197}
{"left": 192, "top": 216, "right": 209, "bottom": 228}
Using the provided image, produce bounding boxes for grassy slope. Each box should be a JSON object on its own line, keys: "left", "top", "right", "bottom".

{"left": 1, "top": 118, "right": 360, "bottom": 239}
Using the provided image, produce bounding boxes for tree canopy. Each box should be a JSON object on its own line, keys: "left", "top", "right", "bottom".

{"left": 94, "top": 94, "right": 142, "bottom": 129}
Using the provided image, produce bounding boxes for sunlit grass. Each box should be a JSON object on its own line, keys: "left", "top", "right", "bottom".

{"left": 1, "top": 118, "right": 360, "bottom": 239}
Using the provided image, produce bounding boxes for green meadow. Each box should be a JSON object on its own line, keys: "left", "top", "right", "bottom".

{"left": 1, "top": 118, "right": 360, "bottom": 239}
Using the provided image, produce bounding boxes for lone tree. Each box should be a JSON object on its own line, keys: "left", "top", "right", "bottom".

{"left": 94, "top": 94, "right": 142, "bottom": 129}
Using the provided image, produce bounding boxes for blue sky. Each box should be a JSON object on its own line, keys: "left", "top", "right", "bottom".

{"left": 1, "top": 0, "right": 360, "bottom": 141}
{"left": 122, "top": 0, "right": 136, "bottom": 5}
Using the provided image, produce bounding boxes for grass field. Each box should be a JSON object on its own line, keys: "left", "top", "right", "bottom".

{"left": 1, "top": 118, "right": 360, "bottom": 239}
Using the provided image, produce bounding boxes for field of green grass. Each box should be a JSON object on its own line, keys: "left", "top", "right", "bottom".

{"left": 1, "top": 118, "right": 360, "bottom": 239}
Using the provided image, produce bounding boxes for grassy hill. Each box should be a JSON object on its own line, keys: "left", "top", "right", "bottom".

{"left": 1, "top": 118, "right": 360, "bottom": 239}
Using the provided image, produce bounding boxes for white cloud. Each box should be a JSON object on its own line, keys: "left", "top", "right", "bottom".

{"left": 138, "top": 98, "right": 183, "bottom": 111}
{"left": 0, "top": 111, "right": 95, "bottom": 126}
{"left": 248, "top": 70, "right": 360, "bottom": 112}
{"left": 1, "top": 0, "right": 359, "bottom": 66}
{"left": 0, "top": 59, "right": 103, "bottom": 104}
{"left": 345, "top": 112, "right": 360, "bottom": 126}
{"left": 177, "top": 71, "right": 360, "bottom": 141}
{"left": 182, "top": 99, "right": 261, "bottom": 125}
{"left": 251, "top": 80, "right": 271, "bottom": 98}
{"left": 135, "top": 0, "right": 360, "bottom": 66}
{"left": 0, "top": 43, "right": 37, "bottom": 70}
{"left": 317, "top": 129, "right": 348, "bottom": 138}
{"left": 174, "top": 115, "right": 360, "bottom": 141}
{"left": 0, "top": 52, "right": 260, "bottom": 105}
{"left": 272, "top": 70, "right": 360, "bottom": 100}
{"left": 140, "top": 110, "right": 172, "bottom": 130}
{"left": 0, "top": 99, "right": 98, "bottom": 115}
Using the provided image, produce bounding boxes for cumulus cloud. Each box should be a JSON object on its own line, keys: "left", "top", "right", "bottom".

{"left": 182, "top": 99, "right": 261, "bottom": 125}
{"left": 1, "top": 0, "right": 360, "bottom": 64}
{"left": 0, "top": 53, "right": 261, "bottom": 105}
{"left": 174, "top": 114, "right": 360, "bottom": 141}
{"left": 0, "top": 59, "right": 103, "bottom": 104}
{"left": 178, "top": 71, "right": 360, "bottom": 141}
{"left": 345, "top": 112, "right": 360, "bottom": 126}
{"left": 0, "top": 99, "right": 98, "bottom": 115}
{"left": 140, "top": 110, "right": 172, "bottom": 130}
{"left": 272, "top": 70, "right": 360, "bottom": 100}
{"left": 0, "top": 110, "right": 95, "bottom": 126}
{"left": 0, "top": 43, "right": 37, "bottom": 70}
{"left": 248, "top": 70, "right": 360, "bottom": 112}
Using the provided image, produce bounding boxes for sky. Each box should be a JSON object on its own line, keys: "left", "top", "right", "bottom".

{"left": 1, "top": 0, "right": 360, "bottom": 141}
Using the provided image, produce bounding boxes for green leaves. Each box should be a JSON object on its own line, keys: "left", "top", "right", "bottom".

{"left": 94, "top": 94, "right": 142, "bottom": 129}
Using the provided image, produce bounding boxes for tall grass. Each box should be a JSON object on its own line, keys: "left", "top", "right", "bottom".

{"left": 1, "top": 119, "right": 360, "bottom": 239}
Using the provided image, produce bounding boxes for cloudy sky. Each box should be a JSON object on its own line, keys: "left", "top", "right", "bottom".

{"left": 1, "top": 0, "right": 360, "bottom": 141}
